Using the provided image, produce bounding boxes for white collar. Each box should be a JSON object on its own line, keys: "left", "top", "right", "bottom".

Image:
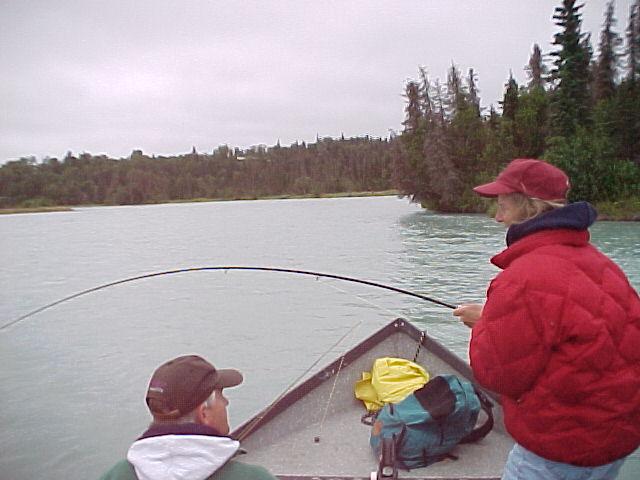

{"left": 127, "top": 434, "right": 240, "bottom": 480}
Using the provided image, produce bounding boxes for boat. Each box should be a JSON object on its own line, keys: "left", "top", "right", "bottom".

{"left": 231, "top": 318, "right": 514, "bottom": 479}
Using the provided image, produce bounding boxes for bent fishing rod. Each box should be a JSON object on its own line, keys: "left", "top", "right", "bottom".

{"left": 1, "top": 266, "right": 457, "bottom": 331}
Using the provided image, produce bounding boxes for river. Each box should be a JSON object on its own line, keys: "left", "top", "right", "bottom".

{"left": 0, "top": 196, "right": 638, "bottom": 479}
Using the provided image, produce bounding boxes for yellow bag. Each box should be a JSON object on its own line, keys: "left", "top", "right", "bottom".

{"left": 354, "top": 357, "right": 429, "bottom": 412}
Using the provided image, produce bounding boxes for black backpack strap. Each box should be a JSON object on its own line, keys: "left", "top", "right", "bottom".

{"left": 392, "top": 426, "right": 412, "bottom": 471}
{"left": 377, "top": 434, "right": 399, "bottom": 479}
{"left": 460, "top": 386, "right": 494, "bottom": 444}
{"left": 361, "top": 411, "right": 378, "bottom": 426}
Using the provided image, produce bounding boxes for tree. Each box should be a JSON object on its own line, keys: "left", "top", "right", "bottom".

{"left": 627, "top": 0, "right": 640, "bottom": 82}
{"left": 594, "top": 1, "right": 622, "bottom": 102}
{"left": 498, "top": 73, "right": 519, "bottom": 154}
{"left": 549, "top": 0, "right": 592, "bottom": 137}
{"left": 396, "top": 80, "right": 426, "bottom": 196}
{"left": 525, "top": 44, "right": 546, "bottom": 90}
{"left": 515, "top": 86, "right": 549, "bottom": 158}
{"left": 546, "top": 125, "right": 639, "bottom": 201}
{"left": 402, "top": 81, "right": 423, "bottom": 133}
{"left": 446, "top": 63, "right": 466, "bottom": 117}
{"left": 467, "top": 68, "right": 481, "bottom": 116}
{"left": 500, "top": 73, "right": 519, "bottom": 120}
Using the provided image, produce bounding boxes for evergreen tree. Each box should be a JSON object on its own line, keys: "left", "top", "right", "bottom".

{"left": 402, "top": 81, "right": 423, "bottom": 133}
{"left": 487, "top": 105, "right": 500, "bottom": 131}
{"left": 467, "top": 68, "right": 481, "bottom": 116}
{"left": 422, "top": 116, "right": 460, "bottom": 211}
{"left": 628, "top": 0, "right": 640, "bottom": 82}
{"left": 396, "top": 80, "right": 427, "bottom": 197}
{"left": 549, "top": 0, "right": 592, "bottom": 137}
{"left": 515, "top": 86, "right": 549, "bottom": 158}
{"left": 497, "top": 73, "right": 520, "bottom": 156}
{"left": 594, "top": 1, "right": 622, "bottom": 102}
{"left": 525, "top": 44, "right": 546, "bottom": 90}
{"left": 500, "top": 73, "right": 519, "bottom": 120}
{"left": 418, "top": 67, "right": 433, "bottom": 117}
{"left": 446, "top": 63, "right": 466, "bottom": 117}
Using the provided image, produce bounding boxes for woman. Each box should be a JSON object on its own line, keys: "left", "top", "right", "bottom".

{"left": 454, "top": 159, "right": 640, "bottom": 479}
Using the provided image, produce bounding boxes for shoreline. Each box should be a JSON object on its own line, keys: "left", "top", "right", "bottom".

{"left": 0, "top": 190, "right": 401, "bottom": 215}
{"left": 2, "top": 191, "right": 638, "bottom": 221}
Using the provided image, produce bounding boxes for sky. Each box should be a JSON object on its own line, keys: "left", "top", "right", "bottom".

{"left": 0, "top": 0, "right": 635, "bottom": 163}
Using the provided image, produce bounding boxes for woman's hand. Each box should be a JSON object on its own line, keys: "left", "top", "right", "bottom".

{"left": 453, "top": 303, "right": 484, "bottom": 328}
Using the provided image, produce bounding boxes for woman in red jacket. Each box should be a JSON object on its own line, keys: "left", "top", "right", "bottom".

{"left": 454, "top": 159, "right": 640, "bottom": 480}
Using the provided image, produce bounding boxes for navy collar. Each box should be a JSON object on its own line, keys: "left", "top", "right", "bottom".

{"left": 139, "top": 422, "right": 225, "bottom": 441}
{"left": 506, "top": 201, "right": 597, "bottom": 246}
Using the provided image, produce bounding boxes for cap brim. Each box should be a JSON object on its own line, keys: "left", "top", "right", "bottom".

{"left": 214, "top": 368, "right": 243, "bottom": 388}
{"left": 473, "top": 181, "right": 516, "bottom": 197}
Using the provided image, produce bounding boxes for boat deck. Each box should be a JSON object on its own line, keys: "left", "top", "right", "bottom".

{"left": 233, "top": 319, "right": 514, "bottom": 480}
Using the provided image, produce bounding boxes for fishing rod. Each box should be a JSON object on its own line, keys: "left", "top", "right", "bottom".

{"left": 1, "top": 266, "right": 457, "bottom": 331}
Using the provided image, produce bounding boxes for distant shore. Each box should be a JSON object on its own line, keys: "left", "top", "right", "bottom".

{"left": 2, "top": 191, "right": 638, "bottom": 221}
{"left": 0, "top": 190, "right": 401, "bottom": 215}
{"left": 0, "top": 206, "right": 75, "bottom": 214}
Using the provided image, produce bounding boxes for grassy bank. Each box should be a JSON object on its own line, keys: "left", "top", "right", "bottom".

{"left": 593, "top": 197, "right": 640, "bottom": 221}
{"left": 4, "top": 192, "right": 636, "bottom": 221}
{"left": 482, "top": 197, "right": 640, "bottom": 222}
{"left": 0, "top": 190, "right": 401, "bottom": 214}
{"left": 0, "top": 206, "right": 74, "bottom": 215}
{"left": 167, "top": 190, "right": 400, "bottom": 203}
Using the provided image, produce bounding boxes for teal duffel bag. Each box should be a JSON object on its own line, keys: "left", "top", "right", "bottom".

{"left": 369, "top": 374, "right": 494, "bottom": 469}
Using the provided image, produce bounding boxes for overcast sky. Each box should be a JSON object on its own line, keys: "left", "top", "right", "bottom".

{"left": 0, "top": 0, "right": 634, "bottom": 163}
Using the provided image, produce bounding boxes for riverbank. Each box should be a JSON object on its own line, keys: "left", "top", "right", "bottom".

{"left": 0, "top": 206, "right": 74, "bottom": 214}
{"left": 592, "top": 197, "right": 640, "bottom": 222}
{"left": 483, "top": 197, "right": 640, "bottom": 222}
{"left": 2, "top": 192, "right": 638, "bottom": 221}
{"left": 0, "top": 190, "right": 400, "bottom": 214}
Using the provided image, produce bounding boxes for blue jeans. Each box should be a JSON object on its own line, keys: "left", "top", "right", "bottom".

{"left": 502, "top": 443, "right": 625, "bottom": 480}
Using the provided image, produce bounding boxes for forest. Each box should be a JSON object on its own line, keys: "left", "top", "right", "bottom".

{"left": 1, "top": 0, "right": 639, "bottom": 215}
{"left": 396, "top": 0, "right": 640, "bottom": 213}
{"left": 0, "top": 138, "right": 396, "bottom": 208}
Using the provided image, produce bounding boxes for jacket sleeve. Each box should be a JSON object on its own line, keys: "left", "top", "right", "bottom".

{"left": 470, "top": 268, "right": 560, "bottom": 399}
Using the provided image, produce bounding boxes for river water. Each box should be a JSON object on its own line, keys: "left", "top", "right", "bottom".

{"left": 0, "top": 196, "right": 638, "bottom": 479}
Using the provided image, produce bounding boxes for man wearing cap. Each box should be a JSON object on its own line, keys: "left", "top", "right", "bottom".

{"left": 453, "top": 159, "right": 640, "bottom": 479}
{"left": 99, "top": 355, "right": 277, "bottom": 480}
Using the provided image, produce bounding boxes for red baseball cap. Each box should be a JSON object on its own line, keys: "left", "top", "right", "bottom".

{"left": 145, "top": 355, "right": 243, "bottom": 419}
{"left": 473, "top": 159, "right": 570, "bottom": 200}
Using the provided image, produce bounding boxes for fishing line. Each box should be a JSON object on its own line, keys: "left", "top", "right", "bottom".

{"left": 318, "top": 278, "right": 406, "bottom": 319}
{"left": 2, "top": 266, "right": 457, "bottom": 331}
{"left": 235, "top": 318, "right": 363, "bottom": 442}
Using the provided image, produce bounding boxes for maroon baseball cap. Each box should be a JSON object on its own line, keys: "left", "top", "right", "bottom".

{"left": 145, "top": 355, "right": 243, "bottom": 419}
{"left": 473, "top": 159, "right": 570, "bottom": 200}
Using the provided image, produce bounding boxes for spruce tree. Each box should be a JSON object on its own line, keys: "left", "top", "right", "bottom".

{"left": 500, "top": 73, "right": 519, "bottom": 120}
{"left": 468, "top": 68, "right": 481, "bottom": 116}
{"left": 525, "top": 44, "right": 546, "bottom": 90}
{"left": 446, "top": 63, "right": 466, "bottom": 117}
{"left": 402, "top": 81, "right": 423, "bottom": 133}
{"left": 397, "top": 80, "right": 426, "bottom": 199}
{"left": 628, "top": 0, "right": 640, "bottom": 82}
{"left": 549, "top": 0, "right": 592, "bottom": 137}
{"left": 594, "top": 1, "right": 621, "bottom": 102}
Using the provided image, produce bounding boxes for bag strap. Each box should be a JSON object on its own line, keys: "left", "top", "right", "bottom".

{"left": 377, "top": 434, "right": 399, "bottom": 479}
{"left": 361, "top": 411, "right": 378, "bottom": 426}
{"left": 460, "top": 386, "right": 494, "bottom": 444}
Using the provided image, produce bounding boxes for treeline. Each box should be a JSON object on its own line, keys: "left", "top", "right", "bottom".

{"left": 0, "top": 137, "right": 396, "bottom": 208}
{"left": 395, "top": 0, "right": 640, "bottom": 212}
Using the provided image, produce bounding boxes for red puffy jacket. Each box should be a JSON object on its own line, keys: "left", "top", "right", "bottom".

{"left": 470, "top": 227, "right": 640, "bottom": 466}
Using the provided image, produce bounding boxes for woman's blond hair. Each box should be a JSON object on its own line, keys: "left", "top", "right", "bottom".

{"left": 505, "top": 192, "right": 567, "bottom": 224}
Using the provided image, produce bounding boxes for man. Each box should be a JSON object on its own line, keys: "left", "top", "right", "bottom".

{"left": 99, "top": 355, "right": 277, "bottom": 480}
